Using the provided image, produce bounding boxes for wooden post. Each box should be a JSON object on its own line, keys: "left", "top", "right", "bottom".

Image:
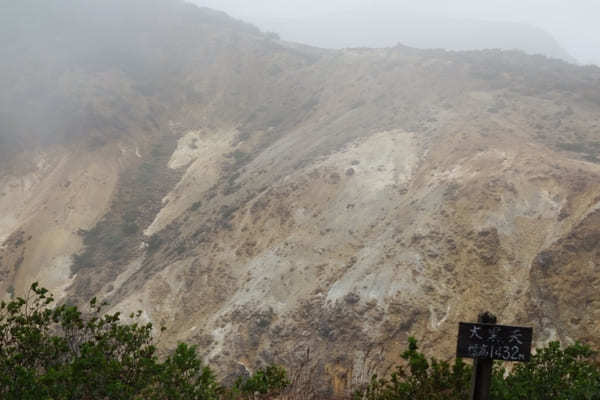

{"left": 470, "top": 312, "right": 497, "bottom": 400}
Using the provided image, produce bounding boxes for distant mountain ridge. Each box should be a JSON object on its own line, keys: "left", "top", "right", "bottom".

{"left": 233, "top": 12, "right": 576, "bottom": 63}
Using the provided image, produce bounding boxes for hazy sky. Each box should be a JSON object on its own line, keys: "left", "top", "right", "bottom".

{"left": 190, "top": 0, "right": 600, "bottom": 65}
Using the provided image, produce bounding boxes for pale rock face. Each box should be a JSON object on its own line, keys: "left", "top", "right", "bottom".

{"left": 0, "top": 149, "right": 121, "bottom": 301}
{"left": 144, "top": 129, "right": 236, "bottom": 237}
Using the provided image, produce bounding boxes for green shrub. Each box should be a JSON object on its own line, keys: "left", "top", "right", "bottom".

{"left": 222, "top": 365, "right": 289, "bottom": 400}
{"left": 354, "top": 337, "right": 600, "bottom": 400}
{"left": 122, "top": 221, "right": 140, "bottom": 235}
{"left": 491, "top": 341, "right": 600, "bottom": 400}
{"left": 0, "top": 283, "right": 168, "bottom": 399}
{"left": 147, "top": 234, "right": 163, "bottom": 252}
{"left": 354, "top": 337, "right": 471, "bottom": 400}
{"left": 0, "top": 283, "right": 288, "bottom": 400}
{"left": 235, "top": 365, "right": 289, "bottom": 399}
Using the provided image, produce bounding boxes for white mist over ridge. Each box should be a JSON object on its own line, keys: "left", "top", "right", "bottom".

{"left": 191, "top": 0, "right": 598, "bottom": 65}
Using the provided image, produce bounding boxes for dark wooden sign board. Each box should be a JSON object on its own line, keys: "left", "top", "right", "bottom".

{"left": 457, "top": 322, "right": 533, "bottom": 361}
{"left": 458, "top": 314, "right": 533, "bottom": 400}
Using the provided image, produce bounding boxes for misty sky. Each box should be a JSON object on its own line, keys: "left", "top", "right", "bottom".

{"left": 190, "top": 0, "right": 600, "bottom": 65}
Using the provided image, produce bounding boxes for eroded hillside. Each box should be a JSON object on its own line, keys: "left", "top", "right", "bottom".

{"left": 1, "top": 0, "right": 600, "bottom": 396}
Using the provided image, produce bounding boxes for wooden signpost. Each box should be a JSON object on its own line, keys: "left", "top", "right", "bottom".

{"left": 457, "top": 312, "right": 533, "bottom": 400}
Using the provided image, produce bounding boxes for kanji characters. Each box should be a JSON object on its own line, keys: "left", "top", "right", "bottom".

{"left": 470, "top": 325, "right": 483, "bottom": 340}
{"left": 508, "top": 329, "right": 523, "bottom": 345}
{"left": 487, "top": 326, "right": 501, "bottom": 342}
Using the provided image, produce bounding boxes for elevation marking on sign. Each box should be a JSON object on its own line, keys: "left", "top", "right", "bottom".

{"left": 457, "top": 322, "right": 533, "bottom": 362}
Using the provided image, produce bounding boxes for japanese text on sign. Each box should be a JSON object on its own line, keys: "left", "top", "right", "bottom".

{"left": 456, "top": 322, "right": 532, "bottom": 362}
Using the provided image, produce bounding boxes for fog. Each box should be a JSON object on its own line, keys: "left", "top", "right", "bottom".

{"left": 2, "top": 0, "right": 598, "bottom": 157}
{"left": 191, "top": 0, "right": 600, "bottom": 65}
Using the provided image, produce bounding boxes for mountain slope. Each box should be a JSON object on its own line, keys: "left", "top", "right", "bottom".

{"left": 1, "top": 0, "right": 600, "bottom": 396}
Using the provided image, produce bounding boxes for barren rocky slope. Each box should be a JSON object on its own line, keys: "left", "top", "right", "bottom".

{"left": 1, "top": 0, "right": 600, "bottom": 396}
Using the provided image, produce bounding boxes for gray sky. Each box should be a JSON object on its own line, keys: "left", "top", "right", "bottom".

{"left": 190, "top": 0, "right": 600, "bottom": 65}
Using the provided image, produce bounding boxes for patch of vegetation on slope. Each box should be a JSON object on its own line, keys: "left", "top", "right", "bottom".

{"left": 70, "top": 135, "right": 181, "bottom": 297}
{"left": 0, "top": 230, "right": 28, "bottom": 298}
{"left": 557, "top": 141, "right": 600, "bottom": 163}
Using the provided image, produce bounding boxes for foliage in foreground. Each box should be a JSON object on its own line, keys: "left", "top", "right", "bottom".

{"left": 492, "top": 340, "right": 600, "bottom": 400}
{"left": 355, "top": 337, "right": 600, "bottom": 400}
{"left": 354, "top": 337, "right": 471, "bottom": 400}
{"left": 3, "top": 283, "right": 600, "bottom": 399}
{"left": 0, "top": 283, "right": 288, "bottom": 400}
